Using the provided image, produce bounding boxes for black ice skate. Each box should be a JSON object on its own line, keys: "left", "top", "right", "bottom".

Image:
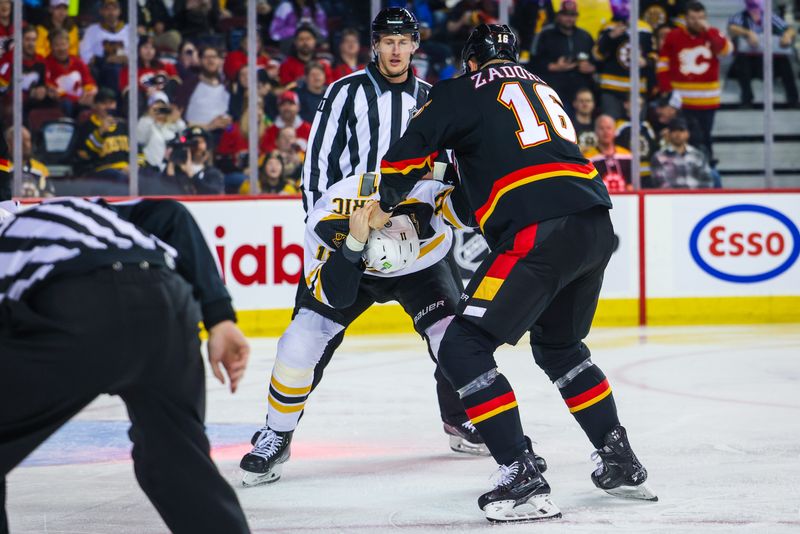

{"left": 239, "top": 426, "right": 293, "bottom": 487}
{"left": 591, "top": 425, "right": 658, "bottom": 501}
{"left": 443, "top": 420, "right": 490, "bottom": 456}
{"left": 524, "top": 435, "right": 548, "bottom": 474}
{"left": 478, "top": 450, "right": 561, "bottom": 523}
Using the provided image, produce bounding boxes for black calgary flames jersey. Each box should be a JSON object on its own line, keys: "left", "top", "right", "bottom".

{"left": 379, "top": 61, "right": 612, "bottom": 248}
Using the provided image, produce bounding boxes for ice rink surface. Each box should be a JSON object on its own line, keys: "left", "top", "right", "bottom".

{"left": 6, "top": 324, "right": 800, "bottom": 533}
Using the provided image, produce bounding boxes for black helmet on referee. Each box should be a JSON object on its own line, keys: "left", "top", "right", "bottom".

{"left": 371, "top": 7, "right": 420, "bottom": 46}
{"left": 461, "top": 23, "right": 519, "bottom": 73}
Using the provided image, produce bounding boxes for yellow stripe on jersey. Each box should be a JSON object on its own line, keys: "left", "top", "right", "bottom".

{"left": 418, "top": 233, "right": 446, "bottom": 258}
{"left": 320, "top": 214, "right": 350, "bottom": 222}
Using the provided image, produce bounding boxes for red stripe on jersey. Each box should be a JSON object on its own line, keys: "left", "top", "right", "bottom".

{"left": 474, "top": 162, "right": 598, "bottom": 224}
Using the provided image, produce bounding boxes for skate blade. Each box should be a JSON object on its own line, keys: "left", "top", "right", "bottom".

{"left": 241, "top": 464, "right": 283, "bottom": 487}
{"left": 603, "top": 481, "right": 658, "bottom": 502}
{"left": 449, "top": 435, "right": 491, "bottom": 457}
{"left": 484, "top": 494, "right": 562, "bottom": 523}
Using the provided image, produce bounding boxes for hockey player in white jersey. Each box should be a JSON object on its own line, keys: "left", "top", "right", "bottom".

{"left": 239, "top": 172, "right": 521, "bottom": 486}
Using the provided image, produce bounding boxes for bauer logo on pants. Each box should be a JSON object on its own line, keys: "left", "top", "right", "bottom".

{"left": 689, "top": 204, "right": 800, "bottom": 283}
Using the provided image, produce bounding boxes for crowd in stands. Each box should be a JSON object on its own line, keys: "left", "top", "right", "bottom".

{"left": 0, "top": 0, "right": 798, "bottom": 199}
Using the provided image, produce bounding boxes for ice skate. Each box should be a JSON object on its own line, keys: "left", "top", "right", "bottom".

{"left": 524, "top": 435, "right": 548, "bottom": 473}
{"left": 239, "top": 426, "right": 293, "bottom": 487}
{"left": 478, "top": 450, "right": 561, "bottom": 523}
{"left": 443, "top": 420, "right": 490, "bottom": 456}
{"left": 591, "top": 425, "right": 657, "bottom": 501}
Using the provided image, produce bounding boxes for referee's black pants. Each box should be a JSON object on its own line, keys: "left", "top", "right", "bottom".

{"left": 0, "top": 266, "right": 249, "bottom": 534}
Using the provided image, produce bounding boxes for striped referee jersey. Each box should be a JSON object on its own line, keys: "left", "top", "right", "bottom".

{"left": 302, "top": 62, "right": 431, "bottom": 211}
{"left": 0, "top": 198, "right": 176, "bottom": 303}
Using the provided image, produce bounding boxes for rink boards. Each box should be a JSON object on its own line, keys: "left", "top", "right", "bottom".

{"left": 175, "top": 189, "right": 800, "bottom": 336}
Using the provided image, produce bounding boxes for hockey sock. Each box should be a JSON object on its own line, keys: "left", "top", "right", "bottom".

{"left": 267, "top": 360, "right": 313, "bottom": 432}
{"left": 557, "top": 364, "right": 619, "bottom": 449}
{"left": 461, "top": 373, "right": 527, "bottom": 466}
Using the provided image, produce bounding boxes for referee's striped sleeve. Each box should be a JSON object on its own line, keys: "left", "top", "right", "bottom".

{"left": 302, "top": 76, "right": 354, "bottom": 212}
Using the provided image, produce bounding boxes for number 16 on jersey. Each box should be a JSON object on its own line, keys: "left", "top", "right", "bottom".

{"left": 497, "top": 82, "right": 578, "bottom": 148}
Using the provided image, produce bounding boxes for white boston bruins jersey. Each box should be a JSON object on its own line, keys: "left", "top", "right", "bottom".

{"left": 303, "top": 172, "right": 468, "bottom": 307}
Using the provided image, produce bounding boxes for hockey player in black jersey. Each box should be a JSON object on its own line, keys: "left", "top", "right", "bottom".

{"left": 372, "top": 24, "right": 656, "bottom": 523}
{"left": 237, "top": 172, "right": 545, "bottom": 487}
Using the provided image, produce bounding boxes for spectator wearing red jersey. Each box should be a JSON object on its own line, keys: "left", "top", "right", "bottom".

{"left": 120, "top": 36, "right": 180, "bottom": 105}
{"left": 45, "top": 29, "right": 98, "bottom": 116}
{"left": 278, "top": 24, "right": 332, "bottom": 87}
{"left": 0, "top": 0, "right": 12, "bottom": 56}
{"left": 223, "top": 34, "right": 270, "bottom": 83}
{"left": 259, "top": 90, "right": 310, "bottom": 154}
{"left": 331, "top": 28, "right": 365, "bottom": 82}
{"left": 657, "top": 1, "right": 731, "bottom": 158}
{"left": 0, "top": 25, "right": 57, "bottom": 114}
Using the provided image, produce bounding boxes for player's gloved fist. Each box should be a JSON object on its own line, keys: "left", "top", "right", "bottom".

{"left": 349, "top": 201, "right": 376, "bottom": 244}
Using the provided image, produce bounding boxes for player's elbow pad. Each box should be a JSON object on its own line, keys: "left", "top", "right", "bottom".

{"left": 319, "top": 248, "right": 365, "bottom": 309}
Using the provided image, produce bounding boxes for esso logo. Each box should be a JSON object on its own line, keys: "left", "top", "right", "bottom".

{"left": 689, "top": 204, "right": 800, "bottom": 283}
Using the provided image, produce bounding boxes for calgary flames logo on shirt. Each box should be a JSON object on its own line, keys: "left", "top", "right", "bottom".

{"left": 678, "top": 45, "right": 712, "bottom": 76}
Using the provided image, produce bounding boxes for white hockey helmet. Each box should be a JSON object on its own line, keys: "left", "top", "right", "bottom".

{"left": 363, "top": 214, "right": 420, "bottom": 274}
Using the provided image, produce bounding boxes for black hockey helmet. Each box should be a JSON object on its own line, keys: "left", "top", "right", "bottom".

{"left": 371, "top": 7, "right": 420, "bottom": 45}
{"left": 461, "top": 24, "right": 518, "bottom": 73}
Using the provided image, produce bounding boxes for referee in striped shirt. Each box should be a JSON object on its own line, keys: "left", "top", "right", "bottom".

{"left": 299, "top": 7, "right": 485, "bottom": 450}
{"left": 302, "top": 7, "right": 432, "bottom": 212}
{"left": 0, "top": 199, "right": 250, "bottom": 534}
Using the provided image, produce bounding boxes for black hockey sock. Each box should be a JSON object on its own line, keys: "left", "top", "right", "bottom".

{"left": 558, "top": 365, "right": 620, "bottom": 449}
{"left": 434, "top": 366, "right": 468, "bottom": 424}
{"left": 462, "top": 373, "right": 527, "bottom": 465}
